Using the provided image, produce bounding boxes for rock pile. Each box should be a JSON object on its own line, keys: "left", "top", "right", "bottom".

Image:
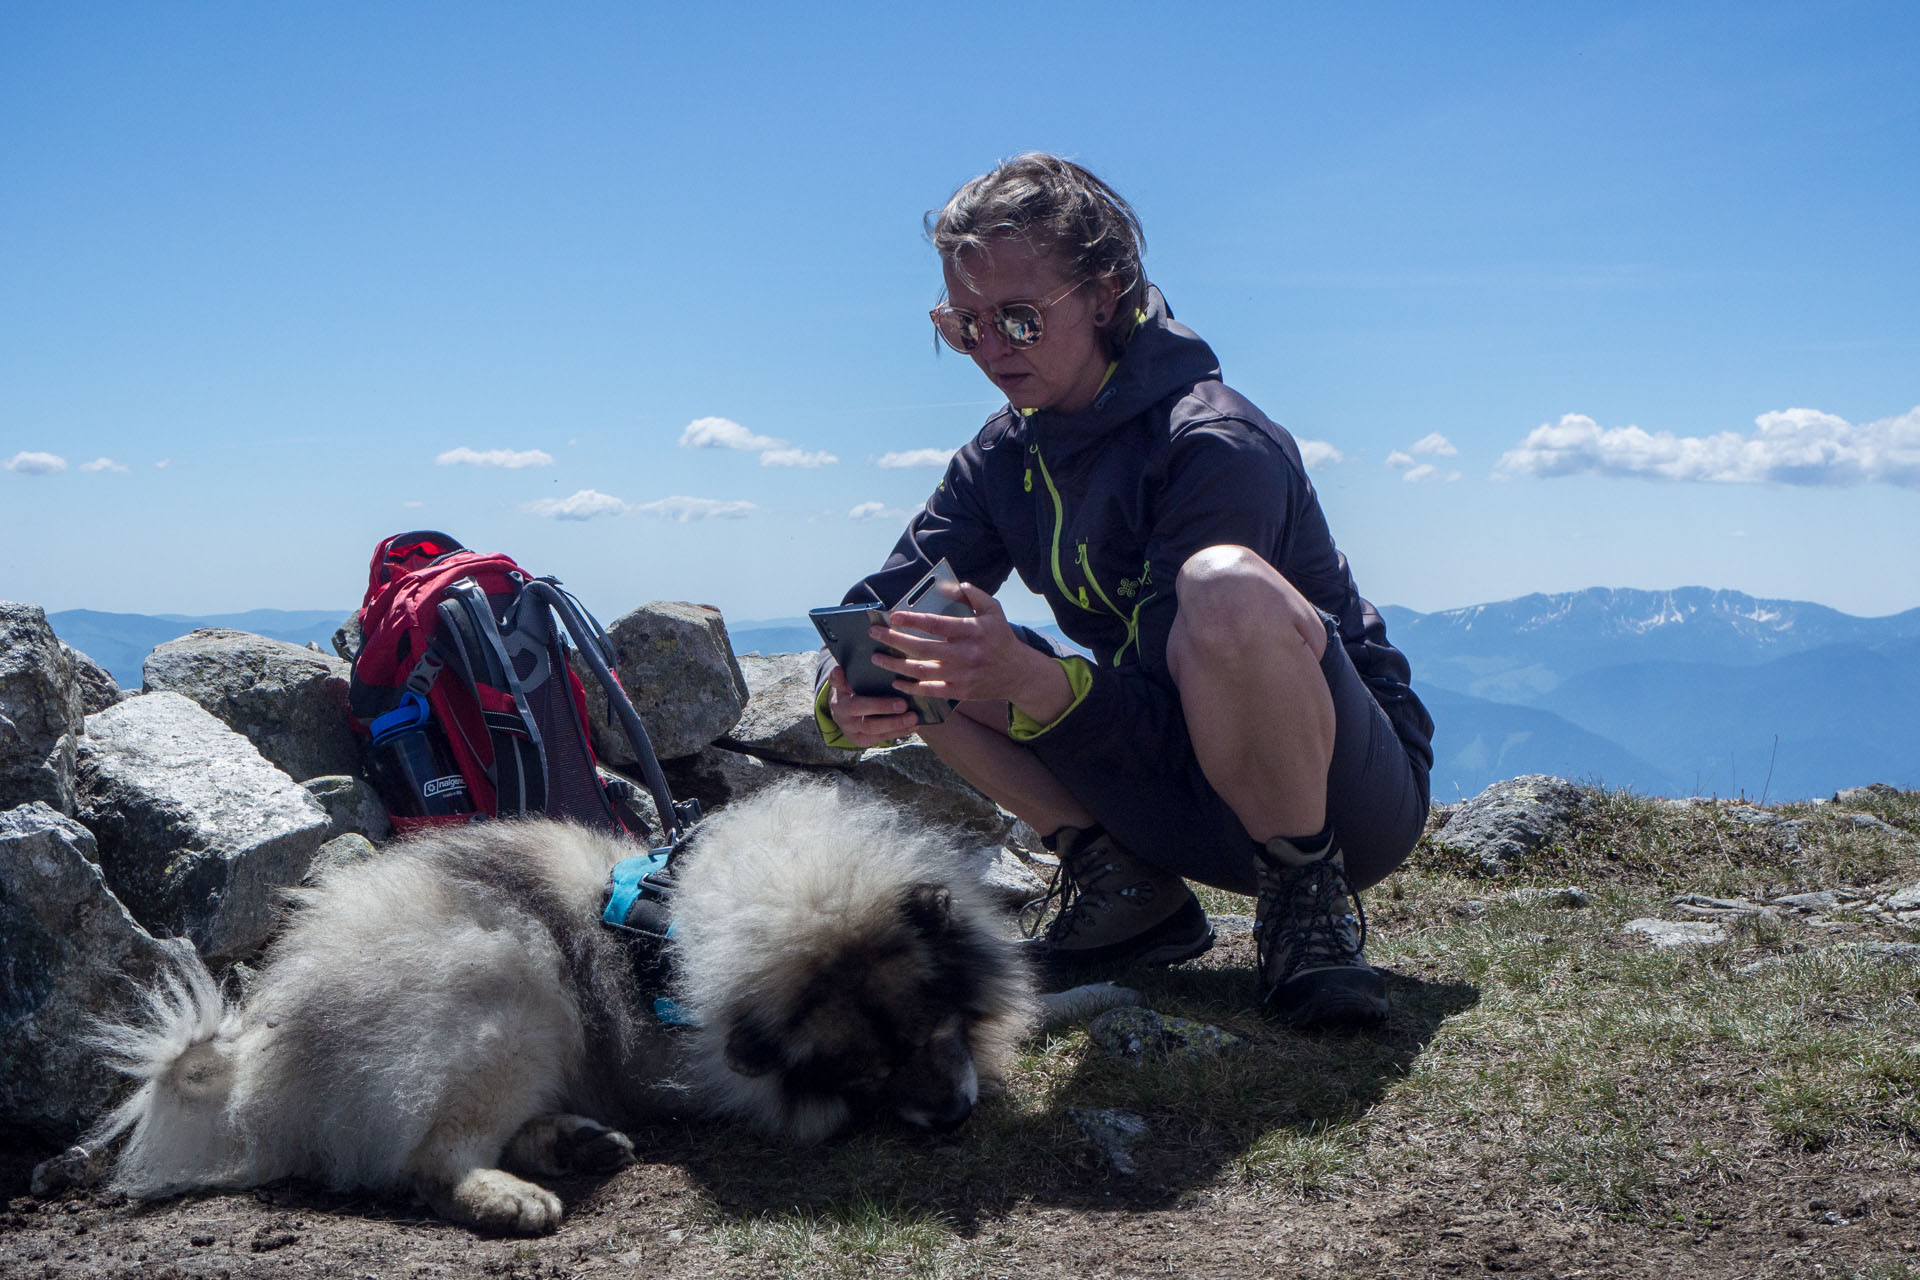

{"left": 0, "top": 597, "right": 1025, "bottom": 1149}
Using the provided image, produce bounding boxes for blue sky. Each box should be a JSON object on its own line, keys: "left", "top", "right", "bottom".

{"left": 4, "top": 1, "right": 1915, "bottom": 625}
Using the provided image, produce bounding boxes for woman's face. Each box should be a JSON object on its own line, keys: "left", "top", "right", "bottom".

{"left": 940, "top": 239, "right": 1119, "bottom": 415}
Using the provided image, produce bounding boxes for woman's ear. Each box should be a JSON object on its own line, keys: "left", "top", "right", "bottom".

{"left": 1091, "top": 273, "right": 1125, "bottom": 328}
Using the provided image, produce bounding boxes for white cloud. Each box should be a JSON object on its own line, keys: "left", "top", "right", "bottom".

{"left": 678, "top": 416, "right": 784, "bottom": 452}
{"left": 1385, "top": 450, "right": 1415, "bottom": 468}
{"left": 1410, "top": 432, "right": 1459, "bottom": 456}
{"left": 875, "top": 448, "right": 956, "bottom": 469}
{"left": 79, "top": 457, "right": 129, "bottom": 473}
{"left": 154, "top": 458, "right": 171, "bottom": 469}
{"left": 1495, "top": 405, "right": 1920, "bottom": 486}
{"left": 632, "top": 496, "right": 757, "bottom": 521}
{"left": 404, "top": 500, "right": 425, "bottom": 509}
{"left": 436, "top": 446, "right": 556, "bottom": 469}
{"left": 761, "top": 447, "right": 840, "bottom": 468}
{"left": 1398, "top": 463, "right": 1461, "bottom": 484}
{"left": 523, "top": 489, "right": 629, "bottom": 520}
{"left": 850, "top": 501, "right": 912, "bottom": 521}
{"left": 1297, "top": 440, "right": 1344, "bottom": 468}
{"left": 4, "top": 451, "right": 67, "bottom": 475}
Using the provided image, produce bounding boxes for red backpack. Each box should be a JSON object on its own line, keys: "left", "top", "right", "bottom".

{"left": 344, "top": 530, "right": 694, "bottom": 846}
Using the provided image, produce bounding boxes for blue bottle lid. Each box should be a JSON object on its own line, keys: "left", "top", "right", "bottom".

{"left": 369, "top": 692, "right": 433, "bottom": 744}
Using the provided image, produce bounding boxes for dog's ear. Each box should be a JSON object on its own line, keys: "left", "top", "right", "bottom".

{"left": 724, "top": 1017, "right": 783, "bottom": 1078}
{"left": 901, "top": 883, "right": 953, "bottom": 938}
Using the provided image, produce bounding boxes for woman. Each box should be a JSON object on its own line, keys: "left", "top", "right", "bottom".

{"left": 817, "top": 154, "right": 1433, "bottom": 1032}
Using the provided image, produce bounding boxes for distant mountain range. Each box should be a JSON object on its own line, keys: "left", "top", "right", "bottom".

{"left": 47, "top": 610, "right": 349, "bottom": 688}
{"left": 46, "top": 587, "right": 1920, "bottom": 803}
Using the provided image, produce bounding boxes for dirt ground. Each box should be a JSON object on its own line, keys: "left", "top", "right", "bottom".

{"left": 6, "top": 1028, "right": 1915, "bottom": 1280}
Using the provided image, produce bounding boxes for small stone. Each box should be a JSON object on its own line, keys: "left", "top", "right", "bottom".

{"left": 1067, "top": 1107, "right": 1150, "bottom": 1176}
{"left": 1625, "top": 918, "right": 1728, "bottom": 948}
{"left": 1088, "top": 1006, "right": 1246, "bottom": 1066}
{"left": 1448, "top": 901, "right": 1489, "bottom": 918}
{"left": 1209, "top": 913, "right": 1255, "bottom": 936}
{"left": 29, "top": 1146, "right": 103, "bottom": 1198}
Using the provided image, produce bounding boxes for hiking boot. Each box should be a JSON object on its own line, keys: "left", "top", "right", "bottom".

{"left": 1255, "top": 833, "right": 1388, "bottom": 1032}
{"left": 1018, "top": 826, "right": 1214, "bottom": 988}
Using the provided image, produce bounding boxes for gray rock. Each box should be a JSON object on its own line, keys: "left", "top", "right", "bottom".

{"left": 1429, "top": 774, "right": 1590, "bottom": 876}
{"left": 1210, "top": 913, "right": 1256, "bottom": 936}
{"left": 30, "top": 1143, "right": 106, "bottom": 1197}
{"left": 0, "top": 602, "right": 84, "bottom": 814}
{"left": 302, "top": 775, "right": 392, "bottom": 844}
{"left": 142, "top": 628, "right": 360, "bottom": 783}
{"left": 75, "top": 691, "right": 331, "bottom": 959}
{"left": 843, "top": 740, "right": 1010, "bottom": 844}
{"left": 1881, "top": 880, "right": 1920, "bottom": 914}
{"left": 662, "top": 745, "right": 797, "bottom": 813}
{"left": 1834, "top": 783, "right": 1900, "bottom": 806}
{"left": 61, "top": 642, "right": 126, "bottom": 715}
{"left": 304, "top": 832, "right": 379, "bottom": 882}
{"left": 1624, "top": 918, "right": 1728, "bottom": 948}
{"left": 1838, "top": 812, "right": 1907, "bottom": 838}
{"left": 576, "top": 602, "right": 748, "bottom": 765}
{"left": 1067, "top": 1106, "right": 1151, "bottom": 1176}
{"left": 1771, "top": 890, "right": 1862, "bottom": 914}
{"left": 970, "top": 842, "right": 1049, "bottom": 909}
{"left": 719, "top": 651, "right": 854, "bottom": 767}
{"left": 1087, "top": 1006, "right": 1247, "bottom": 1066}
{"left": 1724, "top": 806, "right": 1805, "bottom": 841}
{"left": 330, "top": 611, "right": 363, "bottom": 663}
{"left": 0, "top": 803, "right": 199, "bottom": 1143}
{"left": 1672, "top": 892, "right": 1775, "bottom": 919}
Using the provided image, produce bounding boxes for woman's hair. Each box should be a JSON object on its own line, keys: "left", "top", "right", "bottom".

{"left": 927, "top": 153, "right": 1148, "bottom": 357}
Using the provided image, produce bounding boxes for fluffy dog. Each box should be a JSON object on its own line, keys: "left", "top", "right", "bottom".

{"left": 86, "top": 781, "right": 1037, "bottom": 1234}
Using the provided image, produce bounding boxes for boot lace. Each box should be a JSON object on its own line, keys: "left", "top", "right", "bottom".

{"left": 1255, "top": 854, "right": 1368, "bottom": 991}
{"left": 1020, "top": 857, "right": 1086, "bottom": 942}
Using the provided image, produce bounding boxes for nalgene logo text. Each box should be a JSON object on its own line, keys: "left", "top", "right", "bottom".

{"left": 423, "top": 776, "right": 468, "bottom": 799}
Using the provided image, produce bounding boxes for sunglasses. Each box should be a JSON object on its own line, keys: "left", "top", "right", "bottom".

{"left": 929, "top": 277, "right": 1089, "bottom": 354}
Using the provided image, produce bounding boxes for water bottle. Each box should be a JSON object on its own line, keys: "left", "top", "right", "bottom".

{"left": 366, "top": 694, "right": 475, "bottom": 818}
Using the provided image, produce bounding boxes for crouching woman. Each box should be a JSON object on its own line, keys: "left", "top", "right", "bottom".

{"left": 817, "top": 153, "right": 1433, "bottom": 1032}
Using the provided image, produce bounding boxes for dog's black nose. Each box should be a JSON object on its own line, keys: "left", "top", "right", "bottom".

{"left": 923, "top": 1094, "right": 974, "bottom": 1133}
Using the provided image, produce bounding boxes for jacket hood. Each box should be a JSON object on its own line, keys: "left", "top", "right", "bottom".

{"left": 1026, "top": 285, "right": 1221, "bottom": 451}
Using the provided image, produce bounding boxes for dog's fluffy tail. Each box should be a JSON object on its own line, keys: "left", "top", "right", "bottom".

{"left": 86, "top": 951, "right": 249, "bottom": 1197}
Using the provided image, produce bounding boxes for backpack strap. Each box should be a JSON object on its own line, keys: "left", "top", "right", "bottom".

{"left": 524, "top": 579, "right": 699, "bottom": 843}
{"left": 435, "top": 579, "right": 548, "bottom": 817}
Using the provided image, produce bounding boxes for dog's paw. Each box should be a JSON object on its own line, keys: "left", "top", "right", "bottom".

{"left": 448, "top": 1168, "right": 565, "bottom": 1236}
{"left": 555, "top": 1118, "right": 636, "bottom": 1175}
{"left": 507, "top": 1113, "right": 636, "bottom": 1176}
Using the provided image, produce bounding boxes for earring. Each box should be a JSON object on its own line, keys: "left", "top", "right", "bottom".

{"left": 1094, "top": 312, "right": 1110, "bottom": 325}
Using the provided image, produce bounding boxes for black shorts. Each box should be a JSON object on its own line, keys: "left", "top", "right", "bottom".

{"left": 1019, "top": 616, "right": 1430, "bottom": 897}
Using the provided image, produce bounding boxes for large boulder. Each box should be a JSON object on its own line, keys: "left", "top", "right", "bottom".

{"left": 61, "top": 642, "right": 126, "bottom": 715}
{"left": 577, "top": 602, "right": 748, "bottom": 765}
{"left": 75, "top": 692, "right": 331, "bottom": 959}
{"left": 142, "top": 628, "right": 360, "bottom": 783}
{"left": 0, "top": 602, "right": 84, "bottom": 815}
{"left": 0, "top": 803, "right": 198, "bottom": 1144}
{"left": 843, "top": 740, "right": 1011, "bottom": 844}
{"left": 1428, "top": 774, "right": 1591, "bottom": 875}
{"left": 719, "top": 651, "right": 855, "bottom": 767}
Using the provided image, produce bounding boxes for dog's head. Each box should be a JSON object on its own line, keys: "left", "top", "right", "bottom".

{"left": 711, "top": 882, "right": 1024, "bottom": 1144}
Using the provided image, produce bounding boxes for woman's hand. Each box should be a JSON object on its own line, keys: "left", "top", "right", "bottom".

{"left": 873, "top": 584, "right": 1074, "bottom": 724}
{"left": 824, "top": 665, "right": 921, "bottom": 748}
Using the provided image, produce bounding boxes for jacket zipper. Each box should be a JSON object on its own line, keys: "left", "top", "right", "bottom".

{"left": 1029, "top": 443, "right": 1145, "bottom": 665}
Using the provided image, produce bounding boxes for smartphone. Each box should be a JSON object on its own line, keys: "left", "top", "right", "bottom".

{"left": 810, "top": 559, "right": 976, "bottom": 726}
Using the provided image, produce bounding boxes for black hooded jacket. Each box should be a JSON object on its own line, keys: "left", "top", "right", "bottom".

{"left": 831, "top": 287, "right": 1433, "bottom": 776}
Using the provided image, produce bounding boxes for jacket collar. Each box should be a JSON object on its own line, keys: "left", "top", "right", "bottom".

{"left": 1020, "top": 285, "right": 1221, "bottom": 450}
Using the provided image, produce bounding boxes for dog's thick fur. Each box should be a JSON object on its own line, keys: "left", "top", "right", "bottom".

{"left": 87, "top": 781, "right": 1037, "bottom": 1234}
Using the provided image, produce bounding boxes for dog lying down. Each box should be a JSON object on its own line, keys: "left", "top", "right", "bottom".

{"left": 83, "top": 780, "right": 1138, "bottom": 1234}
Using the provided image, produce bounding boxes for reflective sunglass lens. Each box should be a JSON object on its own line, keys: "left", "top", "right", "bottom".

{"left": 933, "top": 310, "right": 980, "bottom": 352}
{"left": 997, "top": 305, "right": 1043, "bottom": 347}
